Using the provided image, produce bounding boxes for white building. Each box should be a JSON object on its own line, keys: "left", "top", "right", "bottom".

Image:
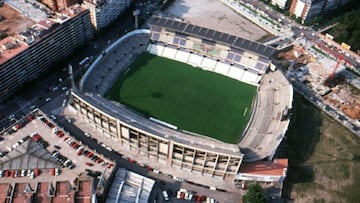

{"left": 83, "top": 0, "right": 131, "bottom": 30}
{"left": 235, "top": 159, "right": 288, "bottom": 184}
{"left": 271, "top": 0, "right": 290, "bottom": 10}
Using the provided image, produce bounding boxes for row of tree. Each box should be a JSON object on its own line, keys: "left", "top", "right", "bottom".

{"left": 327, "top": 10, "right": 360, "bottom": 52}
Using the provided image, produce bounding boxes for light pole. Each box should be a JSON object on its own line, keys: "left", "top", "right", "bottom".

{"left": 133, "top": 9, "right": 140, "bottom": 29}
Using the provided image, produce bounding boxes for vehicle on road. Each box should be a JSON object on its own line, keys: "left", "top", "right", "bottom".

{"left": 162, "top": 190, "right": 169, "bottom": 201}
{"left": 84, "top": 132, "right": 91, "bottom": 138}
{"left": 50, "top": 115, "right": 56, "bottom": 120}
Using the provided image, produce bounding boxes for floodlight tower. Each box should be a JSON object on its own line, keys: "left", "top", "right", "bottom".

{"left": 133, "top": 9, "right": 140, "bottom": 29}
{"left": 68, "top": 64, "right": 76, "bottom": 92}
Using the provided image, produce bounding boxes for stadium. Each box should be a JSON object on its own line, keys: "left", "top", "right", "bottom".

{"left": 71, "top": 16, "right": 293, "bottom": 180}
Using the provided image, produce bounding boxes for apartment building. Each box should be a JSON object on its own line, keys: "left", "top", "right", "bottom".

{"left": 82, "top": 0, "right": 131, "bottom": 30}
{"left": 0, "top": 4, "right": 94, "bottom": 102}
{"left": 289, "top": 0, "right": 351, "bottom": 22}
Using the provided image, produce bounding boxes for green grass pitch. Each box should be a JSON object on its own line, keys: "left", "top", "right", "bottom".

{"left": 106, "top": 53, "right": 257, "bottom": 143}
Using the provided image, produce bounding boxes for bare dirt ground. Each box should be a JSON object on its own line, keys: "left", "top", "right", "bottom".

{"left": 164, "top": 0, "right": 269, "bottom": 41}
{"left": 0, "top": 4, "right": 34, "bottom": 36}
{"left": 283, "top": 94, "right": 360, "bottom": 203}
{"left": 323, "top": 84, "right": 360, "bottom": 119}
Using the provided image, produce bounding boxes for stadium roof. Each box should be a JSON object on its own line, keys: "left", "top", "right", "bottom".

{"left": 149, "top": 16, "right": 277, "bottom": 59}
{"left": 0, "top": 139, "right": 61, "bottom": 170}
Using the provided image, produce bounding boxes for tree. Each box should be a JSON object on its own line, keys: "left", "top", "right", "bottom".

{"left": 0, "top": 33, "right": 7, "bottom": 40}
{"left": 284, "top": 11, "right": 290, "bottom": 16}
{"left": 296, "top": 17, "right": 302, "bottom": 24}
{"left": 242, "top": 183, "right": 266, "bottom": 203}
{"left": 290, "top": 14, "right": 297, "bottom": 20}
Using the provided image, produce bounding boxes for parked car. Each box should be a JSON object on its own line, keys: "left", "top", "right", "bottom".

{"left": 85, "top": 162, "right": 93, "bottom": 166}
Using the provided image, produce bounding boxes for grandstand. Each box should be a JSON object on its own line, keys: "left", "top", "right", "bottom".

{"left": 81, "top": 30, "right": 150, "bottom": 94}
{"left": 75, "top": 16, "right": 292, "bottom": 183}
{"left": 148, "top": 16, "right": 277, "bottom": 85}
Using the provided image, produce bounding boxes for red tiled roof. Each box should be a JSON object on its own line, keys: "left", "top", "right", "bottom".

{"left": 239, "top": 159, "right": 288, "bottom": 176}
{"left": 77, "top": 180, "right": 91, "bottom": 197}
{"left": 53, "top": 181, "right": 75, "bottom": 203}
{"left": 0, "top": 37, "right": 29, "bottom": 65}
{"left": 0, "top": 183, "right": 11, "bottom": 202}
{"left": 75, "top": 180, "right": 92, "bottom": 203}
{"left": 0, "top": 180, "right": 92, "bottom": 202}
{"left": 12, "top": 183, "right": 31, "bottom": 203}
{"left": 34, "top": 182, "right": 51, "bottom": 203}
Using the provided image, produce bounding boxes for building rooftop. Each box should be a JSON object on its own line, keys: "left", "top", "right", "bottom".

{"left": 239, "top": 159, "right": 288, "bottom": 176}
{"left": 83, "top": 0, "right": 106, "bottom": 7}
{"left": 0, "top": 180, "right": 93, "bottom": 203}
{"left": 53, "top": 181, "right": 75, "bottom": 203}
{"left": 12, "top": 182, "right": 33, "bottom": 203}
{"left": 0, "top": 139, "right": 61, "bottom": 170}
{"left": 5, "top": 0, "right": 51, "bottom": 22}
{"left": 0, "top": 36, "right": 29, "bottom": 65}
{"left": 33, "top": 182, "right": 51, "bottom": 203}
{"left": 0, "top": 4, "right": 88, "bottom": 66}
{"left": 106, "top": 168, "right": 155, "bottom": 203}
{"left": 75, "top": 180, "right": 92, "bottom": 203}
{"left": 0, "top": 183, "right": 11, "bottom": 203}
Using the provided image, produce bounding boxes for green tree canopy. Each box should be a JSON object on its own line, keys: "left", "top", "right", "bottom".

{"left": 242, "top": 183, "right": 266, "bottom": 203}
{"left": 328, "top": 9, "right": 360, "bottom": 51}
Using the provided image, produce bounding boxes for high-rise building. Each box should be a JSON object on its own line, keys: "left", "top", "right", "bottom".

{"left": 41, "top": 0, "right": 81, "bottom": 11}
{"left": 289, "top": 0, "right": 351, "bottom": 22}
{"left": 0, "top": 4, "right": 94, "bottom": 102}
{"left": 82, "top": 0, "right": 131, "bottom": 30}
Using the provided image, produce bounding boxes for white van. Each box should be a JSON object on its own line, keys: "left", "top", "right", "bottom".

{"left": 162, "top": 190, "right": 169, "bottom": 201}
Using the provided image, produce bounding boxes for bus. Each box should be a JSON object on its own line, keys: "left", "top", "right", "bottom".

{"left": 79, "top": 56, "right": 90, "bottom": 66}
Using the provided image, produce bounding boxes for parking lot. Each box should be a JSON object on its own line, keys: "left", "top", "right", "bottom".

{"left": 0, "top": 110, "right": 114, "bottom": 186}
{"left": 164, "top": 0, "right": 269, "bottom": 41}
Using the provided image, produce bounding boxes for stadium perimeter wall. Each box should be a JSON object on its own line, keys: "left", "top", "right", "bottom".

{"left": 75, "top": 27, "right": 292, "bottom": 183}
{"left": 76, "top": 30, "right": 245, "bottom": 179}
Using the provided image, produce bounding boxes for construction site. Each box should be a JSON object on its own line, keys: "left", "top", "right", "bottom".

{"left": 276, "top": 42, "right": 360, "bottom": 125}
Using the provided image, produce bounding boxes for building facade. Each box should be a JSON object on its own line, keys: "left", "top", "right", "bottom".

{"left": 289, "top": 0, "right": 351, "bottom": 22}
{"left": 0, "top": 5, "right": 93, "bottom": 102}
{"left": 82, "top": 0, "right": 131, "bottom": 30}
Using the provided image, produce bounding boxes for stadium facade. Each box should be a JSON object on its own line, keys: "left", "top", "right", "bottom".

{"left": 73, "top": 17, "right": 292, "bottom": 181}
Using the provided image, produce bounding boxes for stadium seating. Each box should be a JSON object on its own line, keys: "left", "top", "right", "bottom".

{"left": 174, "top": 49, "right": 191, "bottom": 63}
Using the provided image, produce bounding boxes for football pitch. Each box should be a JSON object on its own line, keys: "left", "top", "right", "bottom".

{"left": 106, "top": 53, "right": 257, "bottom": 143}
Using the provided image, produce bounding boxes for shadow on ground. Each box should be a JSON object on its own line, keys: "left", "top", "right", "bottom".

{"left": 278, "top": 93, "right": 323, "bottom": 198}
